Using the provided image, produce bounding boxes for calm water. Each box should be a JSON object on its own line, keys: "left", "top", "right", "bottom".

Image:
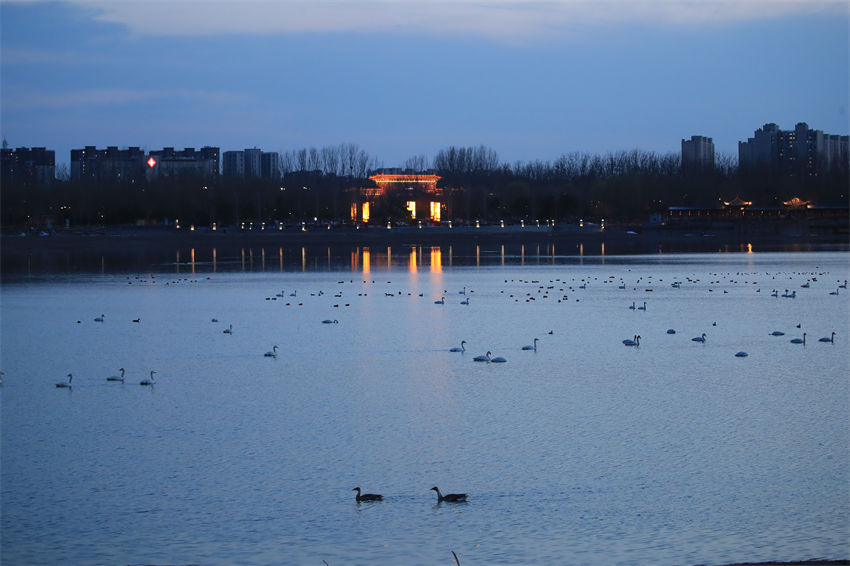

{"left": 1, "top": 251, "right": 848, "bottom": 566}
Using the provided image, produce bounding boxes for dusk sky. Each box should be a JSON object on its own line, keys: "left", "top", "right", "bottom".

{"left": 1, "top": 0, "right": 848, "bottom": 169}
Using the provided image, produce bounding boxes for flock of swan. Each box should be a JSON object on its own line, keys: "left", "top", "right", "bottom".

{"left": 352, "top": 486, "right": 467, "bottom": 503}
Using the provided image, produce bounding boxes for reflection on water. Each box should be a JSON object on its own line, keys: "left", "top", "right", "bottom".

{"left": 2, "top": 238, "right": 848, "bottom": 277}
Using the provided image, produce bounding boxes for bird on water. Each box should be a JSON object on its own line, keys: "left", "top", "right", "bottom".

{"left": 431, "top": 486, "right": 467, "bottom": 502}
{"left": 140, "top": 371, "right": 157, "bottom": 386}
{"left": 473, "top": 351, "right": 491, "bottom": 362}
{"left": 56, "top": 373, "right": 73, "bottom": 388}
{"left": 522, "top": 338, "right": 539, "bottom": 351}
{"left": 818, "top": 332, "right": 836, "bottom": 343}
{"left": 449, "top": 340, "right": 466, "bottom": 352}
{"left": 352, "top": 487, "right": 382, "bottom": 502}
{"left": 107, "top": 368, "right": 126, "bottom": 382}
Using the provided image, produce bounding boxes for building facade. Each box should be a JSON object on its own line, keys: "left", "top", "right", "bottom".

{"left": 1, "top": 145, "right": 55, "bottom": 187}
{"left": 350, "top": 170, "right": 446, "bottom": 224}
{"left": 222, "top": 148, "right": 280, "bottom": 179}
{"left": 71, "top": 146, "right": 145, "bottom": 184}
{"left": 145, "top": 147, "right": 220, "bottom": 181}
{"left": 738, "top": 122, "right": 849, "bottom": 176}
{"left": 681, "top": 135, "right": 715, "bottom": 175}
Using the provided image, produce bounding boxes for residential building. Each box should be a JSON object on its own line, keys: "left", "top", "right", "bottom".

{"left": 1, "top": 145, "right": 55, "bottom": 187}
{"left": 222, "top": 148, "right": 280, "bottom": 179}
{"left": 71, "top": 146, "right": 146, "bottom": 184}
{"left": 261, "top": 152, "right": 281, "bottom": 180}
{"left": 681, "top": 135, "right": 715, "bottom": 175}
{"left": 739, "top": 122, "right": 849, "bottom": 176}
{"left": 222, "top": 151, "right": 245, "bottom": 178}
{"left": 146, "top": 147, "right": 220, "bottom": 181}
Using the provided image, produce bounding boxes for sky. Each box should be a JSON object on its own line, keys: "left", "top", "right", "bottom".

{"left": 1, "top": 0, "right": 848, "bottom": 169}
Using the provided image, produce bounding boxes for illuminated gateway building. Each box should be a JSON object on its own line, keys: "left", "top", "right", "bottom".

{"left": 350, "top": 171, "right": 454, "bottom": 224}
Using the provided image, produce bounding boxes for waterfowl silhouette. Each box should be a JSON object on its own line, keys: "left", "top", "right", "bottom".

{"left": 431, "top": 486, "right": 467, "bottom": 502}
{"left": 56, "top": 373, "right": 73, "bottom": 388}
{"left": 473, "top": 351, "right": 491, "bottom": 362}
{"left": 818, "top": 332, "right": 836, "bottom": 343}
{"left": 449, "top": 340, "right": 466, "bottom": 352}
{"left": 692, "top": 333, "right": 707, "bottom": 342}
{"left": 106, "top": 368, "right": 125, "bottom": 382}
{"left": 352, "top": 487, "right": 382, "bottom": 502}
{"left": 522, "top": 338, "right": 539, "bottom": 351}
{"left": 140, "top": 370, "right": 157, "bottom": 386}
{"left": 790, "top": 333, "right": 806, "bottom": 345}
{"left": 264, "top": 345, "right": 279, "bottom": 357}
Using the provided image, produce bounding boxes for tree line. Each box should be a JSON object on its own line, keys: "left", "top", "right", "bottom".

{"left": 2, "top": 144, "right": 847, "bottom": 230}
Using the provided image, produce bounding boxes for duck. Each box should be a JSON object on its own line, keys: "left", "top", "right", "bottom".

{"left": 473, "top": 351, "right": 491, "bottom": 362}
{"left": 352, "top": 487, "right": 382, "bottom": 502}
{"left": 264, "top": 345, "right": 279, "bottom": 357}
{"left": 430, "top": 486, "right": 467, "bottom": 503}
{"left": 106, "top": 368, "right": 126, "bottom": 382}
{"left": 140, "top": 370, "right": 157, "bottom": 386}
{"left": 790, "top": 333, "right": 806, "bottom": 345}
{"left": 56, "top": 373, "right": 73, "bottom": 388}
{"left": 522, "top": 338, "right": 539, "bottom": 351}
{"left": 818, "top": 332, "right": 836, "bottom": 343}
{"left": 449, "top": 340, "right": 466, "bottom": 352}
{"left": 692, "top": 333, "right": 707, "bottom": 342}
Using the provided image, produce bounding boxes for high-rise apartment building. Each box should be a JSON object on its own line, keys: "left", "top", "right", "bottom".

{"left": 222, "top": 148, "right": 280, "bottom": 179}
{"left": 681, "top": 135, "right": 715, "bottom": 175}
{"left": 1, "top": 145, "right": 55, "bottom": 187}
{"left": 146, "top": 147, "right": 220, "bottom": 181}
{"left": 70, "top": 146, "right": 145, "bottom": 184}
{"left": 739, "top": 123, "right": 848, "bottom": 176}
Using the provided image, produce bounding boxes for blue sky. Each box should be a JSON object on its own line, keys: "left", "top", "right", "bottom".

{"left": 1, "top": 0, "right": 848, "bottom": 169}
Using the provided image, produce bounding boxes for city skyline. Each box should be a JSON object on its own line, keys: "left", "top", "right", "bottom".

{"left": 1, "top": 1, "right": 848, "bottom": 169}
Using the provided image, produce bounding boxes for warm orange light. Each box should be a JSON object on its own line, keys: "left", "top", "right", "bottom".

{"left": 430, "top": 201, "right": 440, "bottom": 222}
{"left": 362, "top": 202, "right": 370, "bottom": 223}
{"left": 407, "top": 201, "right": 416, "bottom": 219}
{"left": 350, "top": 203, "right": 357, "bottom": 222}
{"left": 363, "top": 248, "right": 371, "bottom": 274}
{"left": 409, "top": 247, "right": 417, "bottom": 273}
{"left": 430, "top": 247, "right": 442, "bottom": 273}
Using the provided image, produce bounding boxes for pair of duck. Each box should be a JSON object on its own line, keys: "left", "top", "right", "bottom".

{"left": 352, "top": 486, "right": 467, "bottom": 503}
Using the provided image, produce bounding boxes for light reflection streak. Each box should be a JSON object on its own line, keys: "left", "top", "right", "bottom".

{"left": 363, "top": 248, "right": 370, "bottom": 274}
{"left": 279, "top": 247, "right": 283, "bottom": 271}
{"left": 301, "top": 247, "right": 306, "bottom": 272}
{"left": 409, "top": 246, "right": 417, "bottom": 273}
{"left": 176, "top": 250, "right": 180, "bottom": 273}
{"left": 191, "top": 248, "right": 196, "bottom": 273}
{"left": 430, "top": 247, "right": 442, "bottom": 273}
{"left": 261, "top": 248, "right": 265, "bottom": 272}
{"left": 212, "top": 248, "right": 217, "bottom": 272}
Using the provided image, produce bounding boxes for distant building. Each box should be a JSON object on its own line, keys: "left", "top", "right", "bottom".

{"left": 739, "top": 122, "right": 849, "bottom": 176}
{"left": 222, "top": 148, "right": 280, "bottom": 179}
{"left": 1, "top": 145, "right": 55, "bottom": 187}
{"left": 350, "top": 171, "right": 446, "bottom": 224}
{"left": 681, "top": 135, "right": 715, "bottom": 175}
{"left": 145, "top": 147, "right": 220, "bottom": 181}
{"left": 71, "top": 146, "right": 146, "bottom": 184}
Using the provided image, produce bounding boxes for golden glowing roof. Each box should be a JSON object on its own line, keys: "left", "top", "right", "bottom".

{"left": 369, "top": 173, "right": 441, "bottom": 184}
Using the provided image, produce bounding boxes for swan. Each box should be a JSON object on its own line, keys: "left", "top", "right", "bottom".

{"left": 140, "top": 370, "right": 157, "bottom": 386}
{"left": 769, "top": 331, "right": 785, "bottom": 336}
{"left": 692, "top": 333, "right": 707, "bottom": 342}
{"left": 522, "top": 338, "right": 539, "bottom": 351}
{"left": 352, "top": 487, "right": 382, "bottom": 502}
{"left": 94, "top": 314, "right": 105, "bottom": 322}
{"left": 56, "top": 373, "right": 73, "bottom": 388}
{"left": 460, "top": 298, "right": 470, "bottom": 305}
{"left": 430, "top": 486, "right": 466, "bottom": 502}
{"left": 839, "top": 280, "right": 847, "bottom": 289}
{"left": 735, "top": 351, "right": 749, "bottom": 357}
{"left": 790, "top": 333, "right": 806, "bottom": 344}
{"left": 458, "top": 287, "right": 466, "bottom": 295}
{"left": 637, "top": 302, "right": 647, "bottom": 311}
{"left": 818, "top": 332, "right": 836, "bottom": 343}
{"left": 434, "top": 296, "right": 445, "bottom": 305}
{"left": 491, "top": 355, "right": 507, "bottom": 363}
{"left": 770, "top": 290, "right": 779, "bottom": 297}
{"left": 473, "top": 351, "right": 491, "bottom": 362}
{"left": 449, "top": 340, "right": 466, "bottom": 352}
{"left": 289, "top": 290, "right": 297, "bottom": 297}
{"left": 829, "top": 288, "right": 839, "bottom": 296}
{"left": 628, "top": 302, "right": 636, "bottom": 310}
{"left": 264, "top": 345, "right": 279, "bottom": 357}
{"left": 223, "top": 324, "right": 233, "bottom": 334}
{"left": 623, "top": 335, "right": 640, "bottom": 346}
{"left": 618, "top": 283, "right": 626, "bottom": 289}
{"left": 107, "top": 368, "right": 126, "bottom": 382}
{"left": 321, "top": 319, "right": 339, "bottom": 324}
{"left": 666, "top": 329, "right": 676, "bottom": 334}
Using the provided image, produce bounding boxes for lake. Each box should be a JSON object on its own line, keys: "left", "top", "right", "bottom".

{"left": 1, "top": 248, "right": 848, "bottom": 565}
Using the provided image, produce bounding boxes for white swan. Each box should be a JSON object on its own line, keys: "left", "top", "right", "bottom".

{"left": 692, "top": 333, "right": 707, "bottom": 342}
{"left": 107, "top": 368, "right": 125, "bottom": 382}
{"left": 637, "top": 302, "right": 646, "bottom": 311}
{"left": 491, "top": 355, "right": 507, "bottom": 363}
{"left": 264, "top": 345, "right": 279, "bottom": 357}
{"left": 666, "top": 329, "right": 676, "bottom": 334}
{"left": 628, "top": 302, "right": 636, "bottom": 310}
{"left": 623, "top": 335, "right": 640, "bottom": 346}
{"left": 735, "top": 351, "right": 749, "bottom": 357}
{"left": 473, "top": 351, "right": 491, "bottom": 362}
{"left": 56, "top": 373, "right": 73, "bottom": 388}
{"left": 790, "top": 333, "right": 806, "bottom": 344}
{"left": 829, "top": 288, "right": 839, "bottom": 296}
{"left": 818, "top": 332, "right": 835, "bottom": 343}
{"left": 522, "top": 338, "right": 539, "bottom": 351}
{"left": 460, "top": 297, "right": 469, "bottom": 305}
{"left": 458, "top": 287, "right": 466, "bottom": 295}
{"left": 434, "top": 296, "right": 445, "bottom": 305}
{"left": 449, "top": 340, "right": 466, "bottom": 352}
{"left": 321, "top": 319, "right": 339, "bottom": 324}
{"left": 140, "top": 370, "right": 157, "bottom": 386}
{"left": 223, "top": 324, "right": 233, "bottom": 334}
{"left": 94, "top": 314, "right": 105, "bottom": 322}
{"left": 769, "top": 331, "right": 785, "bottom": 336}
